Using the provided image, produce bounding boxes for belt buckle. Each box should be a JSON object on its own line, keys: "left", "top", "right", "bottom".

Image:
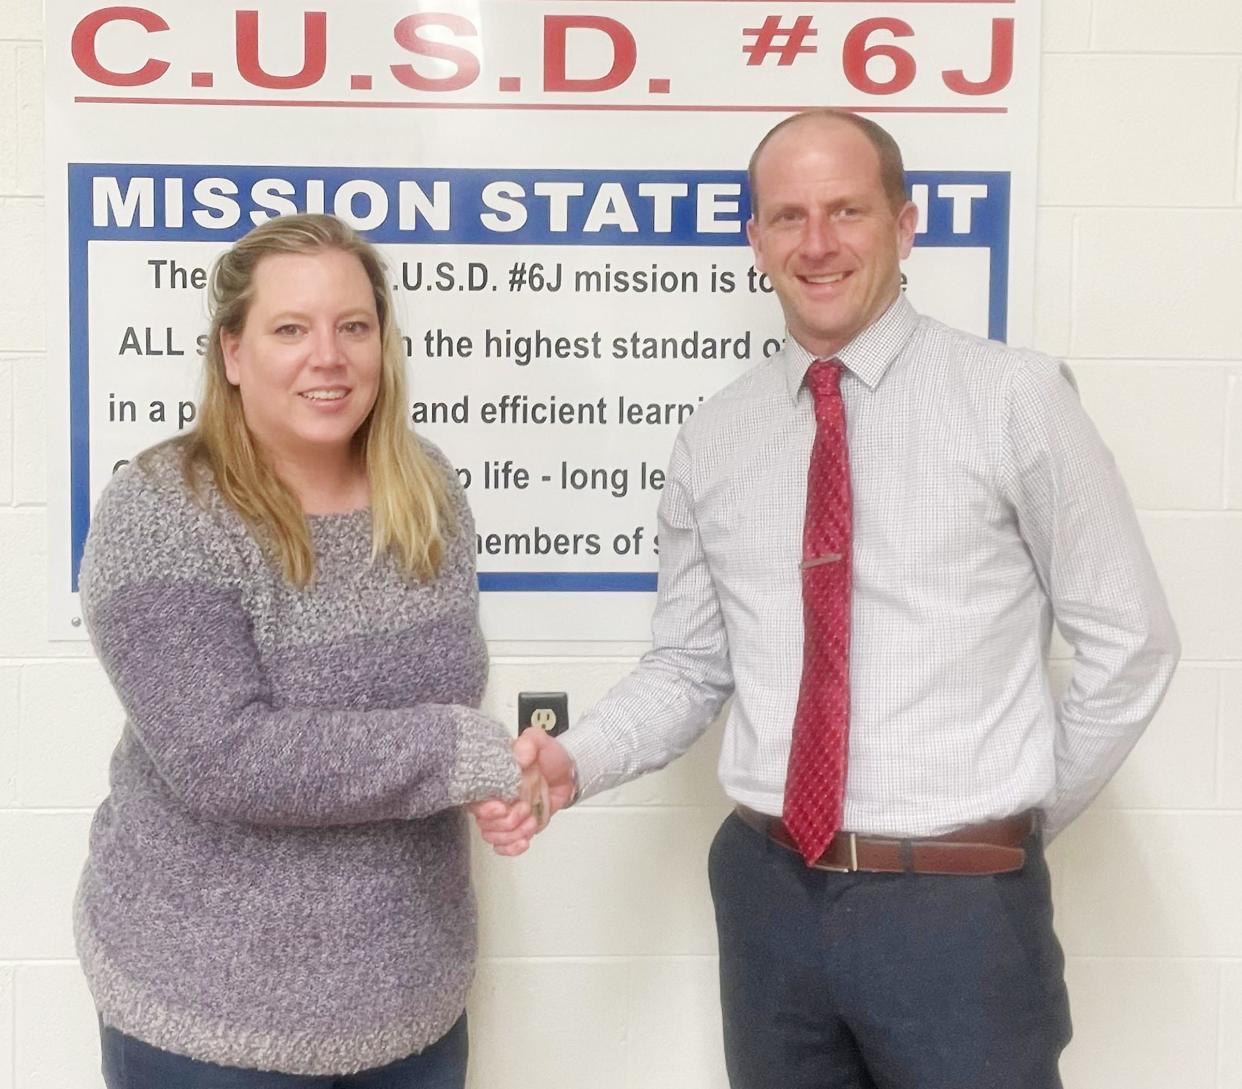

{"left": 815, "top": 832, "right": 859, "bottom": 873}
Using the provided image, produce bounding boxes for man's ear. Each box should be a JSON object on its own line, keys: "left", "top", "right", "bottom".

{"left": 746, "top": 216, "right": 767, "bottom": 274}
{"left": 896, "top": 200, "right": 918, "bottom": 260}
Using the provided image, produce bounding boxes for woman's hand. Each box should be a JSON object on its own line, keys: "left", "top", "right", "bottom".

{"left": 471, "top": 728, "right": 577, "bottom": 855}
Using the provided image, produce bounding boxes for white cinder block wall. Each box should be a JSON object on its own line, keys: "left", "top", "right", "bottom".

{"left": 2, "top": 0, "right": 1240, "bottom": 1084}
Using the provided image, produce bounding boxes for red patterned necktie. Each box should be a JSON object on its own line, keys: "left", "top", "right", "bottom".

{"left": 783, "top": 358, "right": 853, "bottom": 865}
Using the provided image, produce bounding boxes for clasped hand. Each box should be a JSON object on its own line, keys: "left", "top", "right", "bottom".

{"left": 471, "top": 727, "right": 575, "bottom": 856}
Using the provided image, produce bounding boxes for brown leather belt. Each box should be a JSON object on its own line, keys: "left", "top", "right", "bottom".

{"left": 734, "top": 805, "right": 1034, "bottom": 876}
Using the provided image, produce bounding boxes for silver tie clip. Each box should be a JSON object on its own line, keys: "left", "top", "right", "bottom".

{"left": 801, "top": 553, "right": 843, "bottom": 569}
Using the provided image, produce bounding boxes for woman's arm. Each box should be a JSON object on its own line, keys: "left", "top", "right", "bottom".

{"left": 82, "top": 455, "right": 519, "bottom": 828}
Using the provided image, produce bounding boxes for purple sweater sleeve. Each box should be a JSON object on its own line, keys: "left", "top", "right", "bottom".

{"left": 81, "top": 453, "right": 520, "bottom": 827}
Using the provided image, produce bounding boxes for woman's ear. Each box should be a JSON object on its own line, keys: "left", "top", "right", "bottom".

{"left": 220, "top": 329, "right": 242, "bottom": 386}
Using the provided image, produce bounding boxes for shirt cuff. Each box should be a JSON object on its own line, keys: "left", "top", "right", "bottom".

{"left": 559, "top": 723, "right": 619, "bottom": 802}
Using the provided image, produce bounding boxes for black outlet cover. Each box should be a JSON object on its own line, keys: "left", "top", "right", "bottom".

{"left": 517, "top": 691, "right": 569, "bottom": 737}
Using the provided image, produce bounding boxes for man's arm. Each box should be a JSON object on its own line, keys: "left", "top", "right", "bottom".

{"left": 1001, "top": 356, "right": 1180, "bottom": 837}
{"left": 474, "top": 431, "right": 735, "bottom": 852}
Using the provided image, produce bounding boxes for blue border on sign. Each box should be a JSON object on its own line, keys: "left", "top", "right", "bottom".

{"left": 480, "top": 571, "right": 658, "bottom": 592}
{"left": 67, "top": 164, "right": 1010, "bottom": 593}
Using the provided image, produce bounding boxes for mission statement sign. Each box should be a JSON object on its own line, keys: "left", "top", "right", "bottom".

{"left": 46, "top": 0, "right": 1040, "bottom": 643}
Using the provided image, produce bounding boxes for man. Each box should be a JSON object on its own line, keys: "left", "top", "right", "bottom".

{"left": 474, "top": 110, "right": 1179, "bottom": 1087}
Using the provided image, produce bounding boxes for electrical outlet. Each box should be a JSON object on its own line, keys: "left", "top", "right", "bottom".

{"left": 518, "top": 691, "right": 569, "bottom": 737}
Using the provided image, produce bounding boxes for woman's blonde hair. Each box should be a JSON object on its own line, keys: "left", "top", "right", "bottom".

{"left": 179, "top": 213, "right": 449, "bottom": 586}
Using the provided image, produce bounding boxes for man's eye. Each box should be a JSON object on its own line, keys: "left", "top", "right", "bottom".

{"left": 274, "top": 324, "right": 301, "bottom": 336}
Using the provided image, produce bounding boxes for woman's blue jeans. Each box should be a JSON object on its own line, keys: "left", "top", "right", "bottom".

{"left": 100, "top": 1014, "right": 468, "bottom": 1089}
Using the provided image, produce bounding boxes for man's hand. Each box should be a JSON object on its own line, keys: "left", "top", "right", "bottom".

{"left": 518, "top": 763, "right": 550, "bottom": 833}
{"left": 471, "top": 728, "right": 577, "bottom": 856}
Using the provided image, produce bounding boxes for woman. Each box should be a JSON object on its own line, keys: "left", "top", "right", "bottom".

{"left": 76, "top": 213, "right": 524, "bottom": 1087}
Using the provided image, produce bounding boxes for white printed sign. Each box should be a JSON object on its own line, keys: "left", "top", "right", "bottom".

{"left": 46, "top": 1, "right": 1040, "bottom": 643}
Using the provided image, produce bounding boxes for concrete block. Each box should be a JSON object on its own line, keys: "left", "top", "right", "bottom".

{"left": 1141, "top": 512, "right": 1242, "bottom": 660}
{"left": 1092, "top": 0, "right": 1242, "bottom": 52}
{"left": 0, "top": 200, "right": 45, "bottom": 352}
{"left": 0, "top": 509, "right": 48, "bottom": 655}
{"left": 0, "top": 965, "right": 12, "bottom": 1089}
{"left": 470, "top": 956, "right": 726, "bottom": 1089}
{"left": 1032, "top": 208, "right": 1074, "bottom": 359}
{"left": 1220, "top": 962, "right": 1242, "bottom": 1088}
{"left": 0, "top": 509, "right": 95, "bottom": 659}
{"left": 1041, "top": 0, "right": 1091, "bottom": 51}
{"left": 1228, "top": 369, "right": 1242, "bottom": 509}
{"left": 626, "top": 957, "right": 727, "bottom": 1089}
{"left": 11, "top": 353, "right": 45, "bottom": 505}
{"left": 0, "top": 666, "right": 17, "bottom": 804}
{"left": 0, "top": 0, "right": 42, "bottom": 38}
{"left": 0, "top": 45, "right": 15, "bottom": 193}
{"left": 0, "top": 810, "right": 92, "bottom": 959}
{"left": 1215, "top": 668, "right": 1242, "bottom": 807}
{"left": 13, "top": 963, "right": 103, "bottom": 1089}
{"left": 1040, "top": 56, "right": 1238, "bottom": 207}
{"left": 0, "top": 360, "right": 11, "bottom": 505}
{"left": 468, "top": 959, "right": 629, "bottom": 1089}
{"left": 1061, "top": 957, "right": 1218, "bottom": 1089}
{"left": 1094, "top": 664, "right": 1218, "bottom": 810}
{"left": 474, "top": 804, "right": 728, "bottom": 959}
{"left": 1052, "top": 810, "right": 1242, "bottom": 957}
{"left": 18, "top": 661, "right": 121, "bottom": 807}
{"left": 1071, "top": 363, "right": 1228, "bottom": 511}
{"left": 15, "top": 44, "right": 43, "bottom": 196}
{"left": 1072, "top": 210, "right": 1242, "bottom": 360}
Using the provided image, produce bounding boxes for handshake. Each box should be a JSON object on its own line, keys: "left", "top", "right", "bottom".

{"left": 472, "top": 726, "right": 577, "bottom": 856}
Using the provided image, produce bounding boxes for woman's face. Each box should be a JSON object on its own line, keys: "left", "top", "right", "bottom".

{"left": 221, "top": 248, "right": 383, "bottom": 468}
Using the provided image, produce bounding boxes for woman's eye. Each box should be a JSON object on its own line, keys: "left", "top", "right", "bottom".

{"left": 341, "top": 321, "right": 370, "bottom": 335}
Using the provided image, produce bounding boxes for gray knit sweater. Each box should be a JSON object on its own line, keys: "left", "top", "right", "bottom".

{"left": 74, "top": 440, "right": 520, "bottom": 1075}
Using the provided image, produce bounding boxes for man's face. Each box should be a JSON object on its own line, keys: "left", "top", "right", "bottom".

{"left": 747, "top": 119, "right": 918, "bottom": 359}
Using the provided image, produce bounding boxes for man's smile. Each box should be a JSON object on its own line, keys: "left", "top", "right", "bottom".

{"left": 800, "top": 271, "right": 851, "bottom": 286}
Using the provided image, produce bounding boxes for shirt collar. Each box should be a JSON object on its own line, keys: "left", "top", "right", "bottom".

{"left": 780, "top": 294, "right": 920, "bottom": 402}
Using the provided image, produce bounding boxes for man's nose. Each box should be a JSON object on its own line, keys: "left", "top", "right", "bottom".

{"left": 799, "top": 215, "right": 839, "bottom": 258}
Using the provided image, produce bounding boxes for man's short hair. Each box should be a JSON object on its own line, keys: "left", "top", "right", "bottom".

{"left": 747, "top": 109, "right": 909, "bottom": 214}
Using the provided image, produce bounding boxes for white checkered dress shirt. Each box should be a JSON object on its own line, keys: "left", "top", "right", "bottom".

{"left": 563, "top": 296, "right": 1179, "bottom": 838}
